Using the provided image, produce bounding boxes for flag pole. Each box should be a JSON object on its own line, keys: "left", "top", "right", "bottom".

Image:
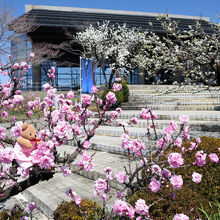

{"left": 80, "top": 56, "right": 82, "bottom": 104}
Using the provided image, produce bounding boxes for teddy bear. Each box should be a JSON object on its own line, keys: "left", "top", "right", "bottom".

{"left": 14, "top": 122, "right": 41, "bottom": 169}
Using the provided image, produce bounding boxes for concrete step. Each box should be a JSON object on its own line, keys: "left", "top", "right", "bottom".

{"left": 95, "top": 125, "right": 220, "bottom": 139}
{"left": 100, "top": 110, "right": 220, "bottom": 121}
{"left": 130, "top": 90, "right": 220, "bottom": 98}
{"left": 122, "top": 101, "right": 220, "bottom": 106}
{"left": 23, "top": 147, "right": 137, "bottom": 219}
{"left": 89, "top": 118, "right": 220, "bottom": 132}
{"left": 121, "top": 104, "right": 220, "bottom": 111}
{"left": 23, "top": 173, "right": 116, "bottom": 219}
{"left": 0, "top": 193, "right": 47, "bottom": 219}
{"left": 88, "top": 135, "right": 157, "bottom": 155}
{"left": 128, "top": 97, "right": 220, "bottom": 103}
{"left": 127, "top": 85, "right": 220, "bottom": 91}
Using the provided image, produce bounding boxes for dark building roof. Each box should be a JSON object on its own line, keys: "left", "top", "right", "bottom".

{"left": 12, "top": 5, "right": 214, "bottom": 34}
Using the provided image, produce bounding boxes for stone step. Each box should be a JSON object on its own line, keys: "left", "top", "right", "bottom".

{"left": 88, "top": 135, "right": 157, "bottom": 155}
{"left": 95, "top": 125, "right": 220, "bottom": 139}
{"left": 122, "top": 101, "right": 220, "bottom": 106}
{"left": 89, "top": 118, "right": 220, "bottom": 132}
{"left": 23, "top": 147, "right": 139, "bottom": 218}
{"left": 23, "top": 173, "right": 116, "bottom": 219}
{"left": 121, "top": 104, "right": 220, "bottom": 111}
{"left": 128, "top": 97, "right": 220, "bottom": 103}
{"left": 127, "top": 85, "right": 220, "bottom": 91}
{"left": 129, "top": 91, "right": 220, "bottom": 96}
{"left": 0, "top": 193, "right": 47, "bottom": 219}
{"left": 101, "top": 110, "right": 220, "bottom": 121}
{"left": 129, "top": 90, "right": 220, "bottom": 95}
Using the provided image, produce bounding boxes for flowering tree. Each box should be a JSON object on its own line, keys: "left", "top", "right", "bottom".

{"left": 134, "top": 15, "right": 220, "bottom": 86}
{"left": 75, "top": 21, "right": 146, "bottom": 88}
{"left": 0, "top": 58, "right": 219, "bottom": 219}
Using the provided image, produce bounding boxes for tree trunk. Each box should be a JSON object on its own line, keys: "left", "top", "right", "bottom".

{"left": 216, "top": 63, "right": 220, "bottom": 86}
{"left": 100, "top": 64, "right": 108, "bottom": 87}
{"left": 108, "top": 69, "right": 116, "bottom": 89}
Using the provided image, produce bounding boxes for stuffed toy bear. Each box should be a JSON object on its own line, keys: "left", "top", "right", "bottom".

{"left": 14, "top": 122, "right": 41, "bottom": 169}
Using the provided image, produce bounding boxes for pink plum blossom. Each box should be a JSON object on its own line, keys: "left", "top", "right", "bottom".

{"left": 106, "top": 92, "right": 116, "bottom": 104}
{"left": 43, "top": 83, "right": 52, "bottom": 91}
{"left": 26, "top": 202, "right": 35, "bottom": 212}
{"left": 66, "top": 188, "right": 81, "bottom": 205}
{"left": 209, "top": 153, "right": 219, "bottom": 163}
{"left": 91, "top": 86, "right": 99, "bottom": 93}
{"left": 112, "top": 200, "right": 134, "bottom": 219}
{"left": 20, "top": 62, "right": 28, "bottom": 69}
{"left": 32, "top": 142, "right": 55, "bottom": 169}
{"left": 0, "top": 147, "right": 15, "bottom": 163}
{"left": 192, "top": 172, "right": 202, "bottom": 183}
{"left": 174, "top": 137, "right": 182, "bottom": 148}
{"left": 170, "top": 175, "right": 183, "bottom": 190}
{"left": 116, "top": 171, "right": 127, "bottom": 183}
{"left": 12, "top": 63, "right": 19, "bottom": 70}
{"left": 157, "top": 138, "right": 166, "bottom": 149}
{"left": 196, "top": 137, "right": 201, "bottom": 144}
{"left": 17, "top": 167, "right": 29, "bottom": 179}
{"left": 115, "top": 77, "right": 122, "bottom": 82}
{"left": 83, "top": 141, "right": 90, "bottom": 150}
{"left": 81, "top": 94, "right": 91, "bottom": 106}
{"left": 66, "top": 90, "right": 74, "bottom": 99}
{"left": 1, "top": 111, "right": 8, "bottom": 118}
{"left": 179, "top": 115, "right": 189, "bottom": 124}
{"left": 194, "top": 150, "right": 206, "bottom": 167}
{"left": 130, "top": 117, "right": 138, "bottom": 124}
{"left": 161, "top": 168, "right": 171, "bottom": 178}
{"left": 104, "top": 167, "right": 114, "bottom": 180}
{"left": 135, "top": 199, "right": 149, "bottom": 215}
{"left": 168, "top": 153, "right": 184, "bottom": 168}
{"left": 94, "top": 178, "right": 107, "bottom": 193}
{"left": 30, "top": 52, "right": 35, "bottom": 58}
{"left": 0, "top": 127, "right": 6, "bottom": 140}
{"left": 173, "top": 213, "right": 189, "bottom": 220}
{"left": 12, "top": 95, "right": 24, "bottom": 104}
{"left": 151, "top": 165, "right": 162, "bottom": 175}
{"left": 54, "top": 121, "right": 71, "bottom": 139}
{"left": 11, "top": 121, "right": 22, "bottom": 137}
{"left": 139, "top": 108, "right": 151, "bottom": 120}
{"left": 116, "top": 107, "right": 122, "bottom": 114}
{"left": 61, "top": 166, "right": 72, "bottom": 177}
{"left": 47, "top": 88, "right": 56, "bottom": 99}
{"left": 113, "top": 83, "right": 122, "bottom": 92}
{"left": 149, "top": 178, "right": 161, "bottom": 193}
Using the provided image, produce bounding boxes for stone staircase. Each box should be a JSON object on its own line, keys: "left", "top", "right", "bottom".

{"left": 3, "top": 85, "right": 220, "bottom": 219}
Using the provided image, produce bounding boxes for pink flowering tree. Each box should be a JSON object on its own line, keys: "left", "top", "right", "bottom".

{"left": 0, "top": 57, "right": 219, "bottom": 219}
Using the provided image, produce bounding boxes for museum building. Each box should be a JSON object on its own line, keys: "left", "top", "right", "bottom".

{"left": 10, "top": 5, "right": 213, "bottom": 90}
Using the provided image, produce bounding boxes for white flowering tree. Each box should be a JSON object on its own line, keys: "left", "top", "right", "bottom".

{"left": 76, "top": 21, "right": 146, "bottom": 88}
{"left": 133, "top": 15, "right": 220, "bottom": 86}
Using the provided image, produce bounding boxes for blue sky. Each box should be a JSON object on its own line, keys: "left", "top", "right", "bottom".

{"left": 8, "top": 0, "right": 220, "bottom": 23}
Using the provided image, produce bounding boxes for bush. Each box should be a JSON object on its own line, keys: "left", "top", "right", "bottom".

{"left": 128, "top": 185, "right": 210, "bottom": 219}
{"left": 0, "top": 206, "right": 25, "bottom": 220}
{"left": 100, "top": 89, "right": 124, "bottom": 109}
{"left": 130, "top": 136, "right": 220, "bottom": 219}
{"left": 53, "top": 199, "right": 100, "bottom": 220}
{"left": 121, "top": 80, "right": 130, "bottom": 102}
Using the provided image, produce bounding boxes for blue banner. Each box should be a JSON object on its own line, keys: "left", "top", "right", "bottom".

{"left": 81, "top": 58, "right": 93, "bottom": 94}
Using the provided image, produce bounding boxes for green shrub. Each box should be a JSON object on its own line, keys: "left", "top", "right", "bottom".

{"left": 53, "top": 199, "right": 100, "bottom": 220}
{"left": 131, "top": 136, "right": 220, "bottom": 219}
{"left": 0, "top": 206, "right": 25, "bottom": 220}
{"left": 100, "top": 89, "right": 124, "bottom": 109}
{"left": 128, "top": 185, "right": 210, "bottom": 219}
{"left": 121, "top": 80, "right": 130, "bottom": 102}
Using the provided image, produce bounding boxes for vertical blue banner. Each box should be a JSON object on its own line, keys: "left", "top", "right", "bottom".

{"left": 81, "top": 58, "right": 93, "bottom": 94}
